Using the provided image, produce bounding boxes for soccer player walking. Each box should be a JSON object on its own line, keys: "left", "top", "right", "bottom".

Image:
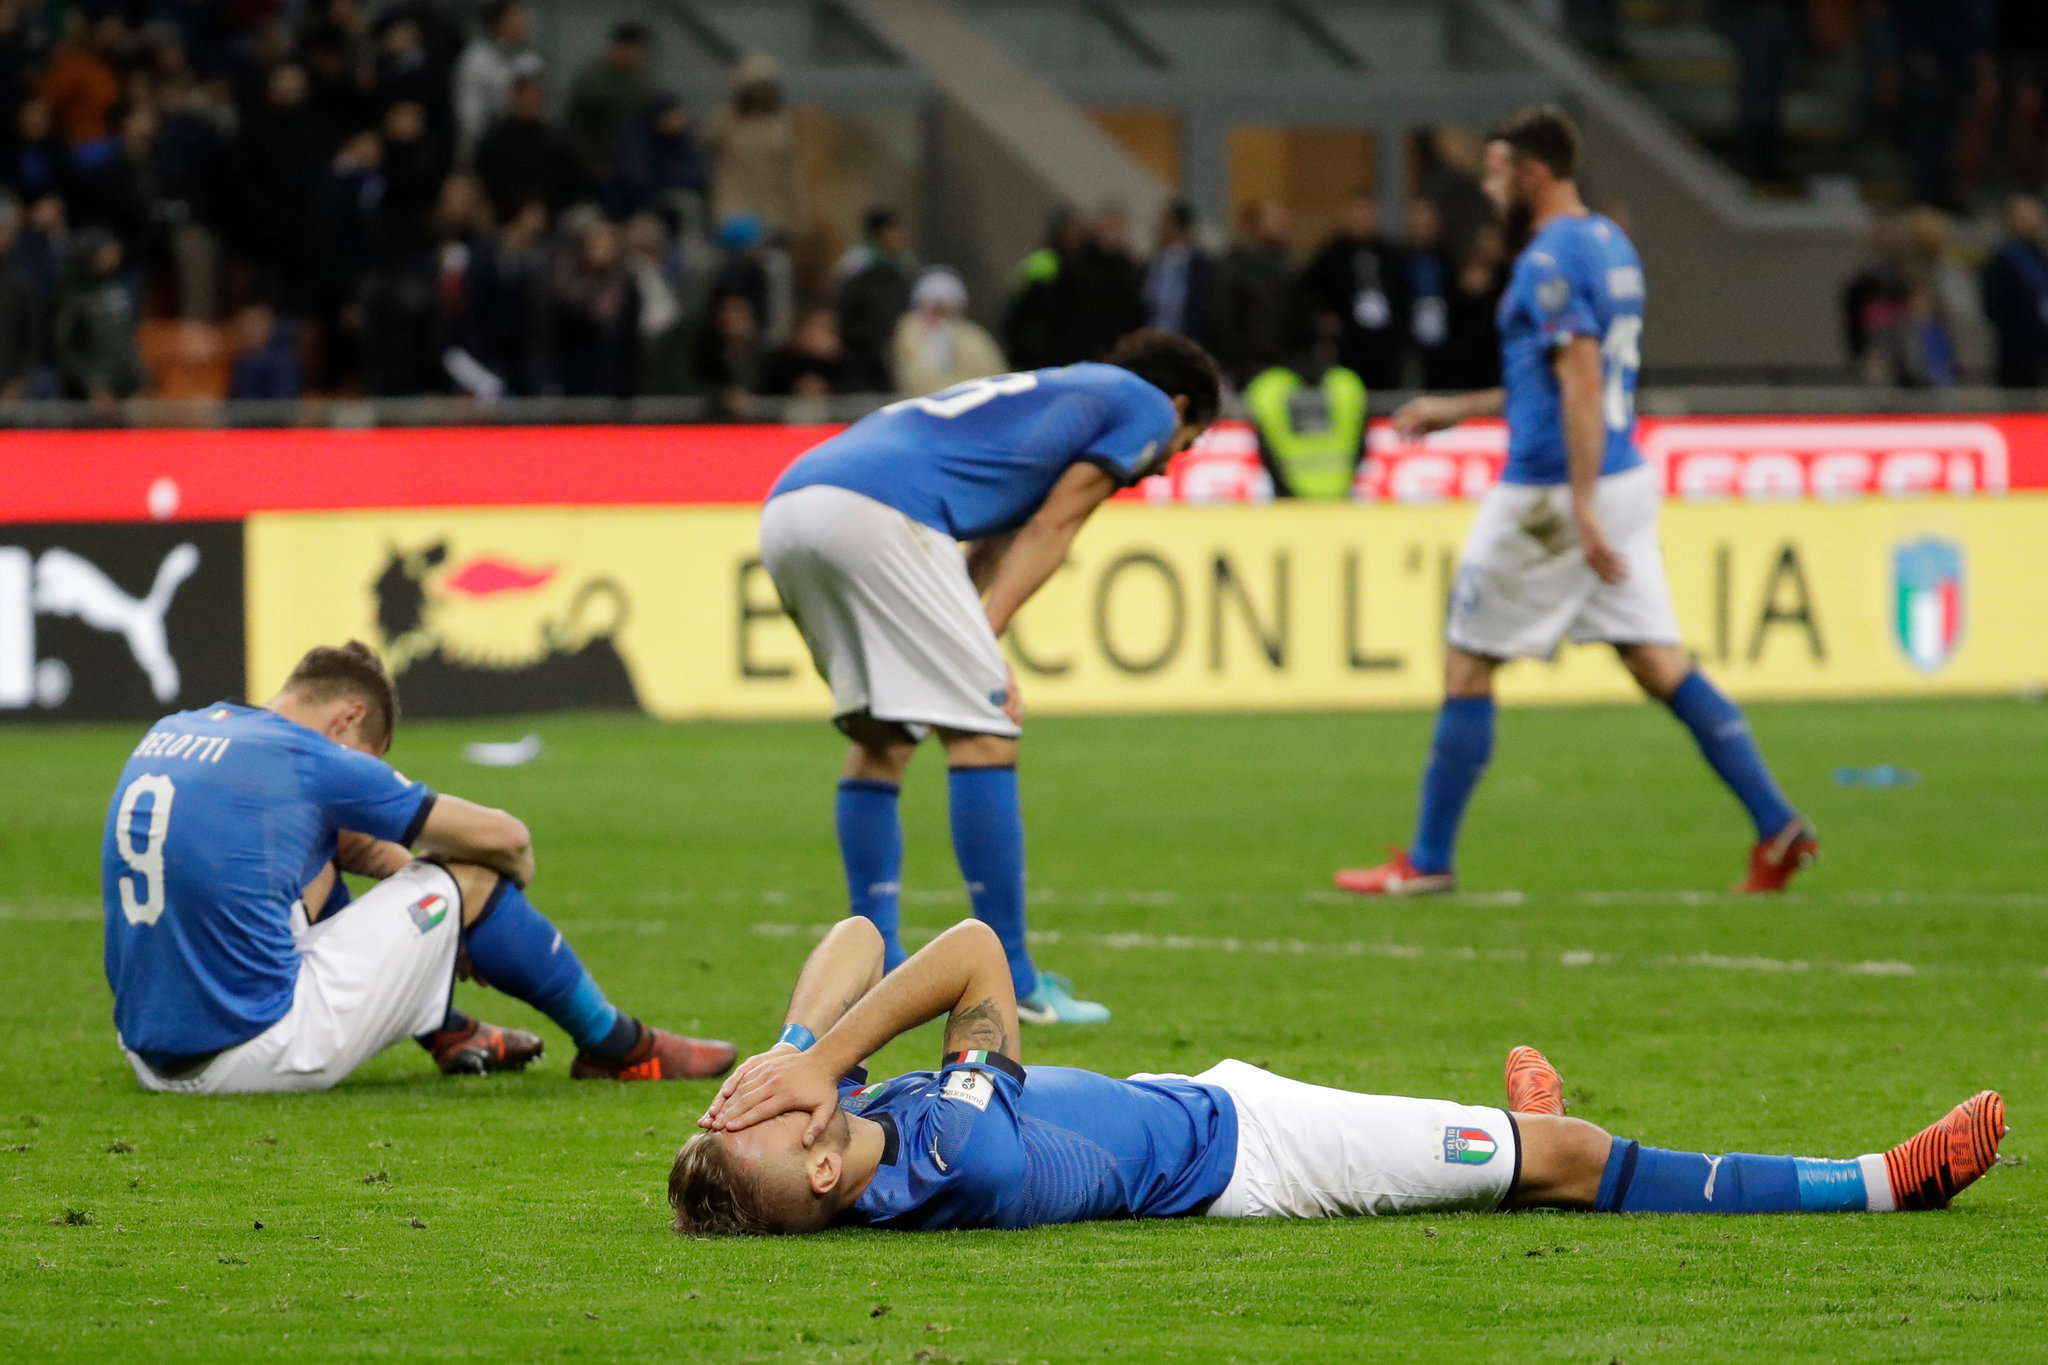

{"left": 760, "top": 331, "right": 1222, "bottom": 1023}
{"left": 1337, "top": 107, "right": 1817, "bottom": 897}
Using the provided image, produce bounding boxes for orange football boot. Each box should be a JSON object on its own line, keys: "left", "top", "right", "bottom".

{"left": 1734, "top": 819, "right": 1819, "bottom": 893}
{"left": 1504, "top": 1045, "right": 1567, "bottom": 1116}
{"left": 420, "top": 1017, "right": 544, "bottom": 1076}
{"left": 1882, "top": 1091, "right": 2007, "bottom": 1210}
{"left": 571, "top": 1026, "right": 736, "bottom": 1081}
{"left": 1334, "top": 848, "right": 1456, "bottom": 897}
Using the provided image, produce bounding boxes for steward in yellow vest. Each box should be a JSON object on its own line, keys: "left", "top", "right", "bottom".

{"left": 1244, "top": 361, "right": 1367, "bottom": 499}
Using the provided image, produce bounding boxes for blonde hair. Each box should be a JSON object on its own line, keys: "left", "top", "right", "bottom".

{"left": 668, "top": 1132, "right": 776, "bottom": 1236}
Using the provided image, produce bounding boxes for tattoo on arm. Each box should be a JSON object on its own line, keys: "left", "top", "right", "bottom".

{"left": 942, "top": 998, "right": 1011, "bottom": 1058}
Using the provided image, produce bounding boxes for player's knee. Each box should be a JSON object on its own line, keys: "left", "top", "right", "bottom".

{"left": 939, "top": 731, "right": 1018, "bottom": 768}
{"left": 1513, "top": 1114, "right": 1612, "bottom": 1207}
{"left": 438, "top": 862, "right": 505, "bottom": 924}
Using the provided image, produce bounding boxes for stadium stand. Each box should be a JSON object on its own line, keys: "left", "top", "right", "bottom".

{"left": 0, "top": 0, "right": 2041, "bottom": 421}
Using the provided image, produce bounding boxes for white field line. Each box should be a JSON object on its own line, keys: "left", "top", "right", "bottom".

{"left": 749, "top": 921, "right": 2048, "bottom": 981}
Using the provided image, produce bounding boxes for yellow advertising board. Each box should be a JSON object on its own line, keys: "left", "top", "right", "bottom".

{"left": 245, "top": 496, "right": 2048, "bottom": 720}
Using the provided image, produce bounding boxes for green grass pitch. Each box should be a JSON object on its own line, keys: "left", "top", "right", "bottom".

{"left": 2, "top": 699, "right": 2043, "bottom": 1362}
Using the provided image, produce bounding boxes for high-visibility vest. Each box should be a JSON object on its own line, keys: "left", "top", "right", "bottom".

{"left": 1244, "top": 364, "right": 1368, "bottom": 500}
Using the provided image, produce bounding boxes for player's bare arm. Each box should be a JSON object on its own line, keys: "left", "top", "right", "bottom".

{"left": 415, "top": 794, "right": 535, "bottom": 888}
{"left": 703, "top": 917, "right": 1019, "bottom": 1145}
{"left": 1391, "top": 387, "right": 1506, "bottom": 439}
{"left": 982, "top": 462, "right": 1119, "bottom": 636}
{"left": 1554, "top": 336, "right": 1625, "bottom": 584}
{"left": 708, "top": 917, "right": 890, "bottom": 1107}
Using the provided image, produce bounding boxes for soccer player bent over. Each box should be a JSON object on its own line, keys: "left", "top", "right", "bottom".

{"left": 671, "top": 917, "right": 2003, "bottom": 1234}
{"left": 759, "top": 331, "right": 1222, "bottom": 1023}
{"left": 102, "top": 641, "right": 734, "bottom": 1092}
{"left": 1337, "top": 105, "right": 1816, "bottom": 898}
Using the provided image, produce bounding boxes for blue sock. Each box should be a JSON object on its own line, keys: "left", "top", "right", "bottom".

{"left": 1408, "top": 696, "right": 1495, "bottom": 875}
{"left": 1595, "top": 1138, "right": 1880, "bottom": 1214}
{"left": 464, "top": 882, "right": 638, "bottom": 1058}
{"left": 836, "top": 779, "right": 907, "bottom": 971}
{"left": 1665, "top": 671, "right": 1798, "bottom": 841}
{"left": 948, "top": 765, "right": 1038, "bottom": 1000}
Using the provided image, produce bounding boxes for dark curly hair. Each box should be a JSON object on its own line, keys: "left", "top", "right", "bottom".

{"left": 1105, "top": 329, "right": 1223, "bottom": 430}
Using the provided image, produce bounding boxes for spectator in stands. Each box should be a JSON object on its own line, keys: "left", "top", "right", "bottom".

{"left": 151, "top": 71, "right": 229, "bottom": 322}
{"left": 68, "top": 103, "right": 154, "bottom": 271}
{"left": 892, "top": 265, "right": 1004, "bottom": 398}
{"left": 763, "top": 305, "right": 849, "bottom": 397}
{"left": 1843, "top": 211, "right": 1909, "bottom": 378}
{"left": 1143, "top": 197, "right": 1213, "bottom": 347}
{"left": 1302, "top": 193, "right": 1406, "bottom": 391}
{"left": 567, "top": 22, "right": 652, "bottom": 186}
{"left": 1065, "top": 202, "right": 1146, "bottom": 361}
{"left": 431, "top": 172, "right": 508, "bottom": 400}
{"left": 624, "top": 209, "right": 702, "bottom": 396}
{"left": 55, "top": 225, "right": 146, "bottom": 411}
{"left": 378, "top": 98, "right": 452, "bottom": 256}
{"left": 1436, "top": 220, "right": 1507, "bottom": 390}
{"left": 698, "top": 287, "right": 765, "bottom": 419}
{"left": 834, "top": 205, "right": 914, "bottom": 392}
{"left": 609, "top": 93, "right": 709, "bottom": 223}
{"left": 14, "top": 98, "right": 70, "bottom": 204}
{"left": 313, "top": 128, "right": 385, "bottom": 390}
{"left": 453, "top": 0, "right": 541, "bottom": 160}
{"left": 711, "top": 211, "right": 777, "bottom": 337}
{"left": 373, "top": 16, "right": 446, "bottom": 130}
{"left": 302, "top": 20, "right": 379, "bottom": 160}
{"left": 237, "top": 63, "right": 327, "bottom": 315}
{"left": 706, "top": 53, "right": 796, "bottom": 240}
{"left": 40, "top": 13, "right": 124, "bottom": 149}
{"left": 15, "top": 193, "right": 66, "bottom": 395}
{"left": 1212, "top": 198, "right": 1296, "bottom": 388}
{"left": 475, "top": 73, "right": 587, "bottom": 224}
{"left": 1003, "top": 208, "right": 1088, "bottom": 370}
{"left": 550, "top": 215, "right": 639, "bottom": 398}
{"left": 472, "top": 196, "right": 552, "bottom": 397}
{"left": 1981, "top": 195, "right": 2048, "bottom": 388}
{"left": 1404, "top": 198, "right": 1454, "bottom": 388}
{"left": 0, "top": 194, "right": 38, "bottom": 399}
{"left": 226, "top": 301, "right": 302, "bottom": 401}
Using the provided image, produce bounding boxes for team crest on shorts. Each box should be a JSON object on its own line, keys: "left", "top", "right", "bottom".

{"left": 408, "top": 893, "right": 449, "bottom": 934}
{"left": 1443, "top": 1126, "right": 1498, "bottom": 1166}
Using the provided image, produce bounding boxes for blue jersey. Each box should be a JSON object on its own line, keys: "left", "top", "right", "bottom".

{"left": 1496, "top": 213, "right": 1645, "bottom": 485}
{"left": 838, "top": 1052, "right": 1238, "bottom": 1231}
{"left": 102, "top": 703, "right": 436, "bottom": 1061}
{"left": 769, "top": 364, "right": 1178, "bottom": 541}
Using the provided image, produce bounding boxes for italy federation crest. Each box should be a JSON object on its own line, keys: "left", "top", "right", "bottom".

{"left": 1442, "top": 1126, "right": 1497, "bottom": 1166}
{"left": 407, "top": 893, "right": 449, "bottom": 934}
{"left": 1892, "top": 538, "right": 1964, "bottom": 674}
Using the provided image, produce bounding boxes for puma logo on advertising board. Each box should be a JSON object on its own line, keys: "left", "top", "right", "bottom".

{"left": 0, "top": 544, "right": 200, "bottom": 709}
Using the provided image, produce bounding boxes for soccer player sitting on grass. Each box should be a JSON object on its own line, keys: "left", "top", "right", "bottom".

{"left": 102, "top": 641, "right": 735, "bottom": 1093}
{"left": 671, "top": 915, "right": 2004, "bottom": 1234}
{"left": 759, "top": 330, "right": 1222, "bottom": 1024}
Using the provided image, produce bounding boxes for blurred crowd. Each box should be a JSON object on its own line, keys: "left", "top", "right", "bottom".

{"left": 0, "top": 0, "right": 826, "bottom": 410}
{"left": 0, "top": 0, "right": 1512, "bottom": 412}
{"left": 1545, "top": 1, "right": 2048, "bottom": 213}
{"left": 1845, "top": 195, "right": 2048, "bottom": 389}
{"left": 1003, "top": 189, "right": 1508, "bottom": 397}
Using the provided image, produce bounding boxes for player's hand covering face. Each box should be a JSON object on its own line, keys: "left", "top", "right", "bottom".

{"left": 701, "top": 1047, "right": 843, "bottom": 1147}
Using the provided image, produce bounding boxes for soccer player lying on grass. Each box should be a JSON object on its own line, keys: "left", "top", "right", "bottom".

{"left": 672, "top": 916, "right": 2005, "bottom": 1234}
{"left": 102, "top": 640, "right": 735, "bottom": 1093}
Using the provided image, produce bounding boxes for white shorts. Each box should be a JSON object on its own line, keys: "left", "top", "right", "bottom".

{"left": 760, "top": 484, "right": 1019, "bottom": 738}
{"left": 1446, "top": 463, "right": 1681, "bottom": 660}
{"left": 1182, "top": 1060, "right": 1519, "bottom": 1218}
{"left": 122, "top": 862, "right": 462, "bottom": 1094}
